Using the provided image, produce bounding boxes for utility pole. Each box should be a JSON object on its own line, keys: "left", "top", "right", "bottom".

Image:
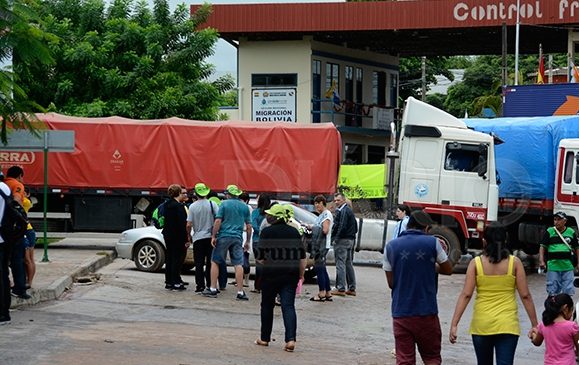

{"left": 502, "top": 23, "right": 507, "bottom": 86}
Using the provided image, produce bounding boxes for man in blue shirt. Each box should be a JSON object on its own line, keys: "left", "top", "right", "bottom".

{"left": 383, "top": 210, "right": 453, "bottom": 365}
{"left": 203, "top": 184, "right": 252, "bottom": 300}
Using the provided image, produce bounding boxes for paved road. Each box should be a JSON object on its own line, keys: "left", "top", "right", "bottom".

{"left": 1, "top": 259, "right": 548, "bottom": 365}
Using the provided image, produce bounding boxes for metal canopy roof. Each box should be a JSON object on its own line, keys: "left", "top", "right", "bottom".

{"left": 193, "top": 1, "right": 577, "bottom": 57}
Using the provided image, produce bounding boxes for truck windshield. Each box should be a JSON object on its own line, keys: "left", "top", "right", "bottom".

{"left": 444, "top": 143, "right": 487, "bottom": 173}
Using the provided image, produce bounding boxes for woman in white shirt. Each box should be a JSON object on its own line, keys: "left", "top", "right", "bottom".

{"left": 309, "top": 195, "right": 333, "bottom": 302}
{"left": 392, "top": 204, "right": 411, "bottom": 239}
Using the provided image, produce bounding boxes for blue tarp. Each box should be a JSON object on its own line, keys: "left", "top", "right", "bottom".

{"left": 466, "top": 116, "right": 579, "bottom": 200}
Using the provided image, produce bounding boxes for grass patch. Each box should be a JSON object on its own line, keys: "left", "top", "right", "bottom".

{"left": 35, "top": 237, "right": 64, "bottom": 246}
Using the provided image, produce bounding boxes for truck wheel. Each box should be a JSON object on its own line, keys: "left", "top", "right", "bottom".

{"left": 429, "top": 225, "right": 461, "bottom": 266}
{"left": 134, "top": 239, "right": 166, "bottom": 272}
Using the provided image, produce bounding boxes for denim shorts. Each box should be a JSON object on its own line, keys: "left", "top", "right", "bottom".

{"left": 211, "top": 237, "right": 243, "bottom": 266}
{"left": 23, "top": 229, "right": 36, "bottom": 249}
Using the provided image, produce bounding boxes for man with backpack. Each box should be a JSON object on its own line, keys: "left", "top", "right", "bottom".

{"left": 187, "top": 183, "right": 219, "bottom": 293}
{"left": 5, "top": 166, "right": 30, "bottom": 300}
{"left": 0, "top": 176, "right": 13, "bottom": 324}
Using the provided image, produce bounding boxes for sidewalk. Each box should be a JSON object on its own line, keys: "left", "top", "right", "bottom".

{"left": 10, "top": 235, "right": 118, "bottom": 308}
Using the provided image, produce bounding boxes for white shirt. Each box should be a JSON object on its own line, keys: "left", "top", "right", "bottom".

{"left": 0, "top": 182, "right": 12, "bottom": 243}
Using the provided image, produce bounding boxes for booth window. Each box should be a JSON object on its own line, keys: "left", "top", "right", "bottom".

{"left": 368, "top": 145, "right": 385, "bottom": 164}
{"left": 564, "top": 150, "right": 574, "bottom": 184}
{"left": 344, "top": 143, "right": 363, "bottom": 164}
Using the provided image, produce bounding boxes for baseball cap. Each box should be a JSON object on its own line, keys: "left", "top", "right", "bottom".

{"left": 225, "top": 184, "right": 242, "bottom": 196}
{"left": 194, "top": 183, "right": 210, "bottom": 197}
{"left": 554, "top": 211, "right": 568, "bottom": 220}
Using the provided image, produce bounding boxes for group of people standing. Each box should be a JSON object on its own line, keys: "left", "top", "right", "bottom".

{"left": 0, "top": 166, "right": 36, "bottom": 325}
{"left": 385, "top": 206, "right": 579, "bottom": 365}
{"left": 160, "top": 184, "right": 360, "bottom": 352}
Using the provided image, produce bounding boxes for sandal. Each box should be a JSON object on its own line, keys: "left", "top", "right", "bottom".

{"left": 254, "top": 339, "right": 269, "bottom": 347}
{"left": 324, "top": 296, "right": 333, "bottom": 302}
{"left": 284, "top": 341, "right": 295, "bottom": 352}
{"left": 309, "top": 296, "right": 326, "bottom": 302}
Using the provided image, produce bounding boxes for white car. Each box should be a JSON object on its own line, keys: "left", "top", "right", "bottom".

{"left": 116, "top": 200, "right": 318, "bottom": 273}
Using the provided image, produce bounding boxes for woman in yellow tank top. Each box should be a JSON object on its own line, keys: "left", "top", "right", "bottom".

{"left": 449, "top": 222, "right": 539, "bottom": 364}
{"left": 22, "top": 188, "right": 36, "bottom": 288}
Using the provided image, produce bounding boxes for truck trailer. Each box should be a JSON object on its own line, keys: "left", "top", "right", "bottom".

{"left": 0, "top": 114, "right": 341, "bottom": 232}
{"left": 466, "top": 115, "right": 579, "bottom": 254}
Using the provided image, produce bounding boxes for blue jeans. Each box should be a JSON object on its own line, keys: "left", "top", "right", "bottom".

{"left": 546, "top": 270, "right": 575, "bottom": 295}
{"left": 260, "top": 277, "right": 298, "bottom": 343}
{"left": 24, "top": 229, "right": 36, "bottom": 249}
{"left": 211, "top": 237, "right": 243, "bottom": 266}
{"left": 472, "top": 334, "right": 519, "bottom": 365}
{"left": 334, "top": 238, "right": 356, "bottom": 291}
{"left": 314, "top": 249, "right": 331, "bottom": 292}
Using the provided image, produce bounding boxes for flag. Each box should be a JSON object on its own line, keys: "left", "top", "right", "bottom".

{"left": 536, "top": 52, "right": 545, "bottom": 84}
{"left": 324, "top": 79, "right": 336, "bottom": 98}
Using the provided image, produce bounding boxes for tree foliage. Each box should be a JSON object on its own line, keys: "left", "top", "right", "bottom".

{"left": 0, "top": 0, "right": 54, "bottom": 143}
{"left": 18, "top": 0, "right": 234, "bottom": 120}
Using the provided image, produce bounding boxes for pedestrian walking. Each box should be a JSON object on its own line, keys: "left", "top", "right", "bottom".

{"left": 531, "top": 293, "right": 579, "bottom": 365}
{"left": 203, "top": 184, "right": 252, "bottom": 300}
{"left": 330, "top": 192, "right": 357, "bottom": 296}
{"left": 539, "top": 211, "right": 579, "bottom": 296}
{"left": 450, "top": 222, "right": 538, "bottom": 365}
{"left": 186, "top": 183, "right": 219, "bottom": 293}
{"left": 254, "top": 204, "right": 306, "bottom": 352}
{"left": 162, "top": 184, "right": 188, "bottom": 291}
{"left": 383, "top": 210, "right": 453, "bottom": 365}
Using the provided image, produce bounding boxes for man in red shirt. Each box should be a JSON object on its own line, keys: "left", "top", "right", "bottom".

{"left": 5, "top": 166, "right": 29, "bottom": 300}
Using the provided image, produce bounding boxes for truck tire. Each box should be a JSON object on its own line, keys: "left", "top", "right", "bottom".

{"left": 134, "top": 239, "right": 166, "bottom": 272}
{"left": 429, "top": 225, "right": 461, "bottom": 266}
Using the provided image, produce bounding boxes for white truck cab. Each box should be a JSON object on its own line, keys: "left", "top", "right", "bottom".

{"left": 391, "top": 97, "right": 499, "bottom": 262}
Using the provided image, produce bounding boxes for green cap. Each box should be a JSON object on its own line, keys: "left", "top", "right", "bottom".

{"left": 264, "top": 204, "right": 294, "bottom": 222}
{"left": 225, "top": 184, "right": 242, "bottom": 196}
{"left": 194, "top": 183, "right": 210, "bottom": 197}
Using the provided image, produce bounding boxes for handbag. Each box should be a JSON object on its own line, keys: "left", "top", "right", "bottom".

{"left": 553, "top": 227, "right": 578, "bottom": 267}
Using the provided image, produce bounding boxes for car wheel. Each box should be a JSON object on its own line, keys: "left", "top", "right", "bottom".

{"left": 133, "top": 239, "right": 166, "bottom": 272}
{"left": 429, "top": 225, "right": 461, "bottom": 266}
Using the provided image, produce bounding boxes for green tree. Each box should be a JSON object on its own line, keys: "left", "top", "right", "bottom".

{"left": 398, "top": 57, "right": 455, "bottom": 102}
{"left": 0, "top": 0, "right": 54, "bottom": 143}
{"left": 18, "top": 0, "right": 234, "bottom": 120}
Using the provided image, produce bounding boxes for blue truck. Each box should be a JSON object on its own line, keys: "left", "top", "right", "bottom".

{"left": 467, "top": 115, "right": 579, "bottom": 253}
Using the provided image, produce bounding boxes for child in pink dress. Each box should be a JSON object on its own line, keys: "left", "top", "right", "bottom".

{"left": 531, "top": 293, "right": 579, "bottom": 365}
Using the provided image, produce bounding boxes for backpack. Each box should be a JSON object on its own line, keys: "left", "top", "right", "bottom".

{"left": 152, "top": 200, "right": 168, "bottom": 229}
{"left": 0, "top": 189, "right": 28, "bottom": 243}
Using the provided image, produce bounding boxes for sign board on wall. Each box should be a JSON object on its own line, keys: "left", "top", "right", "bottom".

{"left": 252, "top": 88, "right": 296, "bottom": 122}
{"left": 372, "top": 107, "right": 394, "bottom": 130}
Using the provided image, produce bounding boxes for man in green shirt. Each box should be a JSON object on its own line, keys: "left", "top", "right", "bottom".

{"left": 539, "top": 211, "right": 579, "bottom": 295}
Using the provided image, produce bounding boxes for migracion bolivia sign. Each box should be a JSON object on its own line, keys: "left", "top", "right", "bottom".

{"left": 252, "top": 88, "right": 296, "bottom": 122}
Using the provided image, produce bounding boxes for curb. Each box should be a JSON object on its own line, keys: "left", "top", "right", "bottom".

{"left": 11, "top": 250, "right": 117, "bottom": 308}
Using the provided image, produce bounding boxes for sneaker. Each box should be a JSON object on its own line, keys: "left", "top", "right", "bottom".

{"left": 202, "top": 288, "right": 218, "bottom": 298}
{"left": 236, "top": 292, "right": 249, "bottom": 301}
{"left": 11, "top": 291, "right": 31, "bottom": 300}
{"left": 165, "top": 284, "right": 174, "bottom": 290}
{"left": 180, "top": 281, "right": 190, "bottom": 286}
{"left": 345, "top": 290, "right": 356, "bottom": 296}
{"left": 330, "top": 289, "right": 346, "bottom": 296}
{"left": 194, "top": 287, "right": 205, "bottom": 293}
{"left": 173, "top": 284, "right": 186, "bottom": 291}
{"left": 0, "top": 316, "right": 10, "bottom": 325}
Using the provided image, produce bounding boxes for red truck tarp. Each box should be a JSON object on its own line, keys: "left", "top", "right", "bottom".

{"left": 0, "top": 114, "right": 342, "bottom": 194}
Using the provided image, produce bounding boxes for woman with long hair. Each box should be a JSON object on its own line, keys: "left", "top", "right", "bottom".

{"left": 449, "top": 222, "right": 538, "bottom": 364}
